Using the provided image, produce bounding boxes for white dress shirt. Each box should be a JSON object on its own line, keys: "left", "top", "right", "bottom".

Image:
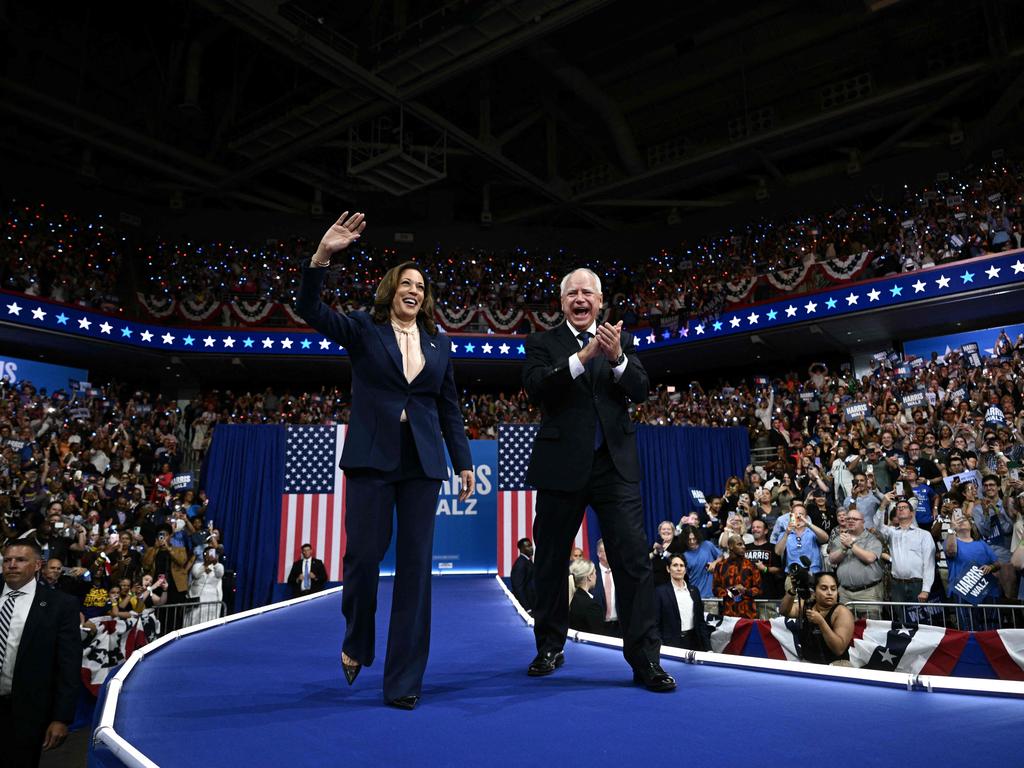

{"left": 872, "top": 522, "right": 936, "bottom": 592}
{"left": 567, "top": 321, "right": 628, "bottom": 381}
{"left": 0, "top": 577, "right": 37, "bottom": 695}
{"left": 672, "top": 581, "right": 695, "bottom": 632}
{"left": 599, "top": 562, "right": 618, "bottom": 621}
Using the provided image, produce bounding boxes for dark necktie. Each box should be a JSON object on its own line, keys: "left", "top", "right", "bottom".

{"left": 0, "top": 589, "right": 24, "bottom": 671}
{"left": 577, "top": 331, "right": 605, "bottom": 449}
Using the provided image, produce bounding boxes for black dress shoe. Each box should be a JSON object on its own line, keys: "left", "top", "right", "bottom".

{"left": 527, "top": 650, "right": 565, "bottom": 677}
{"left": 387, "top": 695, "right": 419, "bottom": 710}
{"left": 632, "top": 662, "right": 676, "bottom": 692}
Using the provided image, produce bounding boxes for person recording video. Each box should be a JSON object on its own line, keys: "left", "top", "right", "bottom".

{"left": 780, "top": 571, "right": 853, "bottom": 665}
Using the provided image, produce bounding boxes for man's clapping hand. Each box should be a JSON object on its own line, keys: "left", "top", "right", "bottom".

{"left": 595, "top": 321, "right": 623, "bottom": 362}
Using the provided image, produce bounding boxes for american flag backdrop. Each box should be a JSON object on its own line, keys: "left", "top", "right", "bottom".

{"left": 497, "top": 424, "right": 589, "bottom": 577}
{"left": 277, "top": 425, "right": 348, "bottom": 582}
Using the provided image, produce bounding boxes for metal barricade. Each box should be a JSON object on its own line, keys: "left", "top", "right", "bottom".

{"left": 703, "top": 598, "right": 783, "bottom": 620}
{"left": 148, "top": 601, "right": 227, "bottom": 637}
{"left": 845, "top": 600, "right": 1024, "bottom": 631}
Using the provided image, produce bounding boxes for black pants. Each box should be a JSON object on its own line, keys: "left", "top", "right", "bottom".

{"left": 532, "top": 445, "right": 659, "bottom": 670}
{"left": 342, "top": 423, "right": 441, "bottom": 701}
{"left": 0, "top": 694, "right": 44, "bottom": 768}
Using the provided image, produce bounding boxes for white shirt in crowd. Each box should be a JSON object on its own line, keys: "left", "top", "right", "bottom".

{"left": 599, "top": 562, "right": 618, "bottom": 622}
{"left": 0, "top": 577, "right": 37, "bottom": 695}
{"left": 672, "top": 582, "right": 694, "bottom": 633}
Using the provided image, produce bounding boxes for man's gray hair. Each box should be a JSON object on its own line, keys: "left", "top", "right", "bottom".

{"left": 560, "top": 268, "right": 602, "bottom": 296}
{"left": 568, "top": 558, "right": 596, "bottom": 588}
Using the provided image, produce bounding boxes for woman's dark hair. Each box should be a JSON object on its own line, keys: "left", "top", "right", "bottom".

{"left": 371, "top": 261, "right": 438, "bottom": 336}
{"left": 679, "top": 524, "right": 702, "bottom": 547}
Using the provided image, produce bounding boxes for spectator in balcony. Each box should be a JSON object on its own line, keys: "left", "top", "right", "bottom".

{"left": 827, "top": 509, "right": 884, "bottom": 616}
{"left": 713, "top": 535, "right": 762, "bottom": 619}
{"left": 655, "top": 554, "right": 710, "bottom": 651}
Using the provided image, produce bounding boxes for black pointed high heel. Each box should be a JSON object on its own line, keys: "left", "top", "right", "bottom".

{"left": 342, "top": 653, "right": 362, "bottom": 686}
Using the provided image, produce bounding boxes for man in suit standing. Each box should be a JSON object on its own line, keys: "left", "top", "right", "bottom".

{"left": 510, "top": 538, "right": 536, "bottom": 612}
{"left": 288, "top": 544, "right": 329, "bottom": 599}
{"left": 0, "top": 540, "right": 80, "bottom": 767}
{"left": 522, "top": 268, "right": 674, "bottom": 692}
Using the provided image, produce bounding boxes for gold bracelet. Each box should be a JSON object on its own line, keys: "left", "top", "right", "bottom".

{"left": 310, "top": 257, "right": 330, "bottom": 268}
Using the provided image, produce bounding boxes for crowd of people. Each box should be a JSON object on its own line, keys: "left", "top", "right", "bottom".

{"left": 568, "top": 339, "right": 1024, "bottom": 641}
{"left": 0, "top": 378, "right": 227, "bottom": 660}
{"left": 3, "top": 157, "right": 1023, "bottom": 332}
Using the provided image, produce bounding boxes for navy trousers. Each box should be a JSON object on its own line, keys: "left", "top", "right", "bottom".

{"left": 531, "top": 444, "right": 660, "bottom": 671}
{"left": 341, "top": 423, "right": 441, "bottom": 701}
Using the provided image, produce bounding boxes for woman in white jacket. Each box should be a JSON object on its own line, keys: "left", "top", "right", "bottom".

{"left": 185, "top": 547, "right": 225, "bottom": 626}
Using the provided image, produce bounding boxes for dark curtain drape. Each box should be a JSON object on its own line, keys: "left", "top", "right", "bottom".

{"left": 637, "top": 425, "right": 750, "bottom": 538}
{"left": 202, "top": 425, "right": 285, "bottom": 611}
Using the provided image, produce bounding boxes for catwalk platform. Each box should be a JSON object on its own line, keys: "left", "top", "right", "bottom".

{"left": 91, "top": 576, "right": 1023, "bottom": 768}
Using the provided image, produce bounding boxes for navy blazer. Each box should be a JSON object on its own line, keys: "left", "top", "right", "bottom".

{"left": 11, "top": 584, "right": 81, "bottom": 729}
{"left": 654, "top": 580, "right": 712, "bottom": 651}
{"left": 296, "top": 266, "right": 472, "bottom": 479}
{"left": 523, "top": 323, "right": 648, "bottom": 491}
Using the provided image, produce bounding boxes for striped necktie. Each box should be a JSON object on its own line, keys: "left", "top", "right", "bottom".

{"left": 0, "top": 589, "right": 25, "bottom": 670}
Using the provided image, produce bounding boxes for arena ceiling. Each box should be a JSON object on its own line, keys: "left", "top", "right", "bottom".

{"left": 4, "top": 0, "right": 1024, "bottom": 232}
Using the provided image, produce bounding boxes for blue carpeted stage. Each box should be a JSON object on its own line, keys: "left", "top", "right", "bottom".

{"left": 93, "top": 577, "right": 1023, "bottom": 767}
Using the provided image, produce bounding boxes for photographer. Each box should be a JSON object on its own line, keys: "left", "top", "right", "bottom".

{"left": 781, "top": 572, "right": 854, "bottom": 665}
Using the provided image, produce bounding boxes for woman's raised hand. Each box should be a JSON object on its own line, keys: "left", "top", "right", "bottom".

{"left": 313, "top": 211, "right": 366, "bottom": 264}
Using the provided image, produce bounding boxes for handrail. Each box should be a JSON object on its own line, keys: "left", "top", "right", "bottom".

{"left": 92, "top": 587, "right": 343, "bottom": 767}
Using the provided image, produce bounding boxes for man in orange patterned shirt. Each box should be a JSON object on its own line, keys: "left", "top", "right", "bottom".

{"left": 713, "top": 535, "right": 762, "bottom": 619}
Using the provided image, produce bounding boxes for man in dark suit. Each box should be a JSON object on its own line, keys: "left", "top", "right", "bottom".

{"left": 522, "top": 268, "right": 674, "bottom": 692}
{"left": 0, "top": 540, "right": 80, "bottom": 767}
{"left": 287, "top": 544, "right": 329, "bottom": 599}
{"left": 510, "top": 538, "right": 536, "bottom": 612}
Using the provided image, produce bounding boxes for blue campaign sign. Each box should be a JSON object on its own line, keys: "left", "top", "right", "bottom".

{"left": 380, "top": 440, "right": 498, "bottom": 575}
{"left": 0, "top": 354, "right": 88, "bottom": 395}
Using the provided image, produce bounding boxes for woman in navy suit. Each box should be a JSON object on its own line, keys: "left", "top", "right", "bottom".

{"left": 296, "top": 211, "right": 475, "bottom": 710}
{"left": 654, "top": 554, "right": 712, "bottom": 651}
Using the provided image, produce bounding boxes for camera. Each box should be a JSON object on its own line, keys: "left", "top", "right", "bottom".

{"left": 787, "top": 559, "right": 813, "bottom": 599}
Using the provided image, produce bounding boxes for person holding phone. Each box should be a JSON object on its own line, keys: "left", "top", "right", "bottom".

{"left": 295, "top": 211, "right": 474, "bottom": 711}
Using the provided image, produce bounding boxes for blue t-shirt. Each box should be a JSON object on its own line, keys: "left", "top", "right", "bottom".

{"left": 947, "top": 538, "right": 997, "bottom": 599}
{"left": 684, "top": 541, "right": 721, "bottom": 598}
{"left": 911, "top": 483, "right": 935, "bottom": 526}
{"left": 783, "top": 530, "right": 823, "bottom": 573}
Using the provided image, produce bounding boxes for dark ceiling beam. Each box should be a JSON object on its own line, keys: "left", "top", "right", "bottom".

{"left": 371, "top": 0, "right": 616, "bottom": 99}
{"left": 864, "top": 77, "right": 980, "bottom": 163}
{"left": 200, "top": 0, "right": 610, "bottom": 228}
{"left": 964, "top": 64, "right": 1024, "bottom": 158}
{"left": 528, "top": 42, "right": 644, "bottom": 176}
{"left": 0, "top": 78, "right": 305, "bottom": 213}
{"left": 496, "top": 55, "right": 1015, "bottom": 224}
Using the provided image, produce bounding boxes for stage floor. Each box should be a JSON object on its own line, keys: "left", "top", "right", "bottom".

{"left": 104, "top": 577, "right": 1022, "bottom": 767}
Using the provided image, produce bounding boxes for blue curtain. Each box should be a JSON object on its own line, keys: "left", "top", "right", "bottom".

{"left": 637, "top": 425, "right": 750, "bottom": 538}
{"left": 202, "top": 425, "right": 285, "bottom": 611}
